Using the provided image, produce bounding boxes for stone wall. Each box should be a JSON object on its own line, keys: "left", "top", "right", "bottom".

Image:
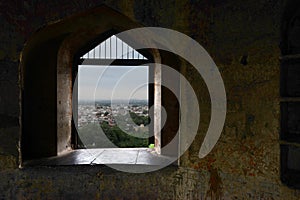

{"left": 1, "top": 0, "right": 300, "bottom": 199}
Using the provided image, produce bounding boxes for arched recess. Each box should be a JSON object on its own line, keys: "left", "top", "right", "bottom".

{"left": 57, "top": 26, "right": 160, "bottom": 154}
{"left": 20, "top": 5, "right": 180, "bottom": 163}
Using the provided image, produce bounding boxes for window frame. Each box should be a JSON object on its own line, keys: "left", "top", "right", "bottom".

{"left": 71, "top": 33, "right": 155, "bottom": 149}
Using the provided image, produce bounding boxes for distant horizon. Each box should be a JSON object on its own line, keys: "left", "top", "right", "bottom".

{"left": 78, "top": 98, "right": 148, "bottom": 102}
{"left": 78, "top": 99, "right": 149, "bottom": 106}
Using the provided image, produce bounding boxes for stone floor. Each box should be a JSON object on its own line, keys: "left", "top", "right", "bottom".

{"left": 24, "top": 148, "right": 176, "bottom": 166}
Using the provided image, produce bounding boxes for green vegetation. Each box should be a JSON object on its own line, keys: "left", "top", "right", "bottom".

{"left": 77, "top": 113, "right": 150, "bottom": 148}
{"left": 77, "top": 123, "right": 112, "bottom": 148}
{"left": 129, "top": 111, "right": 150, "bottom": 126}
{"left": 100, "top": 122, "right": 148, "bottom": 147}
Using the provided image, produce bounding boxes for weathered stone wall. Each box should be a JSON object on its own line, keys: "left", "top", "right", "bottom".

{"left": 1, "top": 0, "right": 300, "bottom": 199}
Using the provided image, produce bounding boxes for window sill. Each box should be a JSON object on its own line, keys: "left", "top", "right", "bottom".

{"left": 23, "top": 148, "right": 176, "bottom": 166}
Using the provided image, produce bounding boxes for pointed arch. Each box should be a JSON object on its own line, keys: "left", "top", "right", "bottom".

{"left": 20, "top": 5, "right": 162, "bottom": 161}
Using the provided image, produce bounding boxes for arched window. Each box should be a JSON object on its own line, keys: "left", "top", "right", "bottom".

{"left": 21, "top": 6, "right": 180, "bottom": 166}
{"left": 73, "top": 34, "right": 154, "bottom": 149}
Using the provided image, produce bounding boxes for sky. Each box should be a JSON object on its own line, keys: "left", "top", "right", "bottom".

{"left": 78, "top": 65, "right": 148, "bottom": 101}
{"left": 78, "top": 35, "right": 149, "bottom": 101}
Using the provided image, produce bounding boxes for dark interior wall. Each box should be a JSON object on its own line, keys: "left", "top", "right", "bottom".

{"left": 1, "top": 0, "right": 300, "bottom": 199}
{"left": 22, "top": 36, "right": 66, "bottom": 159}
{"left": 160, "top": 51, "right": 180, "bottom": 156}
{"left": 279, "top": 0, "right": 300, "bottom": 189}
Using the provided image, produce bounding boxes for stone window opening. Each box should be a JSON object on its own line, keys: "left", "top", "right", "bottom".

{"left": 20, "top": 6, "right": 180, "bottom": 167}
{"left": 72, "top": 34, "right": 154, "bottom": 150}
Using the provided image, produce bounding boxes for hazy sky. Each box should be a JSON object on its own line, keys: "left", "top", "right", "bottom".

{"left": 78, "top": 35, "right": 149, "bottom": 101}
{"left": 78, "top": 65, "right": 148, "bottom": 101}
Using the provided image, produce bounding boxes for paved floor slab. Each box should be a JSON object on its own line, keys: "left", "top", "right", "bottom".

{"left": 24, "top": 148, "right": 176, "bottom": 166}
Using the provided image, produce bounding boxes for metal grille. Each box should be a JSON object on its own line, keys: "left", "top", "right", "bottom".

{"left": 81, "top": 35, "right": 147, "bottom": 60}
